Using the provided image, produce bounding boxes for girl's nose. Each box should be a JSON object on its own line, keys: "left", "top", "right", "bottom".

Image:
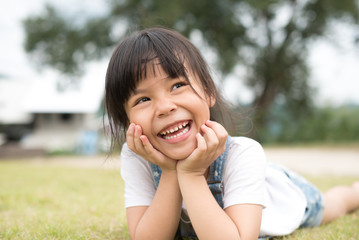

{"left": 155, "top": 98, "right": 177, "bottom": 117}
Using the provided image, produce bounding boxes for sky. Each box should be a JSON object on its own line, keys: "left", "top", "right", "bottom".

{"left": 1, "top": 0, "right": 359, "bottom": 115}
{"left": 0, "top": 0, "right": 108, "bottom": 81}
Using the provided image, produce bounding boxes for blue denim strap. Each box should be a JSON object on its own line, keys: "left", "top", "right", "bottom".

{"left": 207, "top": 136, "right": 231, "bottom": 208}
{"left": 150, "top": 136, "right": 231, "bottom": 209}
{"left": 150, "top": 162, "right": 162, "bottom": 188}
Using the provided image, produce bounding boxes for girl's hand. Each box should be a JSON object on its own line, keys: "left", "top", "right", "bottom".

{"left": 176, "top": 120, "right": 228, "bottom": 176}
{"left": 126, "top": 123, "right": 177, "bottom": 171}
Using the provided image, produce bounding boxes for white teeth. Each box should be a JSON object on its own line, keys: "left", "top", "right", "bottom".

{"left": 160, "top": 122, "right": 189, "bottom": 136}
{"left": 163, "top": 126, "right": 189, "bottom": 139}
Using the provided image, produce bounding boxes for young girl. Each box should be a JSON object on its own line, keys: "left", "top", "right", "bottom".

{"left": 105, "top": 27, "right": 359, "bottom": 240}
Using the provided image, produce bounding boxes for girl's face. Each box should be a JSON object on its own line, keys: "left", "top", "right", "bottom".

{"left": 125, "top": 66, "right": 215, "bottom": 160}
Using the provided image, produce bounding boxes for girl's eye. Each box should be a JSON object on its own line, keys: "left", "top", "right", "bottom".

{"left": 172, "top": 82, "right": 186, "bottom": 90}
{"left": 136, "top": 97, "right": 150, "bottom": 105}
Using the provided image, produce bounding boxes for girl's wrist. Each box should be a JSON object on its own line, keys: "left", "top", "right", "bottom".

{"left": 176, "top": 162, "right": 209, "bottom": 178}
{"left": 176, "top": 168, "right": 206, "bottom": 179}
{"left": 177, "top": 171, "right": 207, "bottom": 195}
{"left": 161, "top": 167, "right": 178, "bottom": 176}
{"left": 149, "top": 157, "right": 177, "bottom": 172}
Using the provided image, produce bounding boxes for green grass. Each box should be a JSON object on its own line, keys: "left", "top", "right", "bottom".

{"left": 0, "top": 159, "right": 358, "bottom": 239}
{"left": 0, "top": 160, "right": 129, "bottom": 240}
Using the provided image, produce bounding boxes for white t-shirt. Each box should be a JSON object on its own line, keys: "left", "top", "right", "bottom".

{"left": 120, "top": 137, "right": 307, "bottom": 237}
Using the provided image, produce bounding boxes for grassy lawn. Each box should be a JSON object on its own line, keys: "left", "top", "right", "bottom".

{"left": 0, "top": 158, "right": 358, "bottom": 239}
{"left": 0, "top": 159, "right": 129, "bottom": 240}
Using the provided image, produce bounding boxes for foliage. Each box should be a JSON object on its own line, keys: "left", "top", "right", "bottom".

{"left": 23, "top": 0, "right": 359, "bottom": 134}
{"left": 261, "top": 104, "right": 359, "bottom": 144}
{"left": 23, "top": 5, "right": 114, "bottom": 76}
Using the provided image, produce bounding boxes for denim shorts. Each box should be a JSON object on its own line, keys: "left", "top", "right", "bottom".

{"left": 272, "top": 164, "right": 324, "bottom": 228}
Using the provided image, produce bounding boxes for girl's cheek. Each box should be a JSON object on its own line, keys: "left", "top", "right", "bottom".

{"left": 126, "top": 110, "right": 136, "bottom": 124}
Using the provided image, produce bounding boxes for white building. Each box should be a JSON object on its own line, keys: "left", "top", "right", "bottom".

{"left": 0, "top": 74, "right": 105, "bottom": 154}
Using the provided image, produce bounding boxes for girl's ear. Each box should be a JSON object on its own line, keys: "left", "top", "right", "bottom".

{"left": 207, "top": 94, "right": 216, "bottom": 108}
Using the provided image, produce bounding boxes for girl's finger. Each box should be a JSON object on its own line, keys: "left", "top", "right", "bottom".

{"left": 205, "top": 120, "right": 227, "bottom": 138}
{"left": 134, "top": 124, "right": 145, "bottom": 152}
{"left": 126, "top": 123, "right": 136, "bottom": 150}
{"left": 195, "top": 132, "right": 207, "bottom": 154}
{"left": 127, "top": 125, "right": 176, "bottom": 170}
{"left": 140, "top": 135, "right": 155, "bottom": 155}
{"left": 140, "top": 135, "right": 175, "bottom": 169}
{"left": 200, "top": 124, "right": 219, "bottom": 149}
{"left": 205, "top": 120, "right": 228, "bottom": 146}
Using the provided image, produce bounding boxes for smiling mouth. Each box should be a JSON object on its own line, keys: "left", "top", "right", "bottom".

{"left": 159, "top": 121, "right": 191, "bottom": 140}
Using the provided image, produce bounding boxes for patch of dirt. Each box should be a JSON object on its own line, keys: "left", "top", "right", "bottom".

{"left": 264, "top": 147, "right": 359, "bottom": 177}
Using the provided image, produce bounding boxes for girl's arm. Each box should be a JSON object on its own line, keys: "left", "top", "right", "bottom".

{"left": 125, "top": 123, "right": 182, "bottom": 240}
{"left": 178, "top": 173, "right": 262, "bottom": 240}
{"left": 127, "top": 169, "right": 182, "bottom": 240}
{"left": 225, "top": 204, "right": 262, "bottom": 240}
{"left": 177, "top": 121, "right": 262, "bottom": 240}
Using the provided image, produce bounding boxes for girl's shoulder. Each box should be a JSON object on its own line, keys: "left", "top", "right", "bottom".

{"left": 228, "top": 136, "right": 265, "bottom": 154}
{"left": 230, "top": 136, "right": 262, "bottom": 145}
{"left": 225, "top": 136, "right": 266, "bottom": 169}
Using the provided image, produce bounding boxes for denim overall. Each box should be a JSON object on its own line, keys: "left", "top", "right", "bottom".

{"left": 150, "top": 137, "right": 231, "bottom": 239}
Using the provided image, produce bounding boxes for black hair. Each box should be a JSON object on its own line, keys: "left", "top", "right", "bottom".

{"left": 105, "top": 27, "right": 233, "bottom": 152}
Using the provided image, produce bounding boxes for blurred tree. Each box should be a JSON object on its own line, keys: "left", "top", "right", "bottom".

{"left": 23, "top": 5, "right": 114, "bottom": 77}
{"left": 23, "top": 0, "right": 359, "bottom": 139}
{"left": 264, "top": 104, "right": 359, "bottom": 143}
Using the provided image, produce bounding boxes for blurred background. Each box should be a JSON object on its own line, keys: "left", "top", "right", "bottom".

{"left": 1, "top": 0, "right": 359, "bottom": 158}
